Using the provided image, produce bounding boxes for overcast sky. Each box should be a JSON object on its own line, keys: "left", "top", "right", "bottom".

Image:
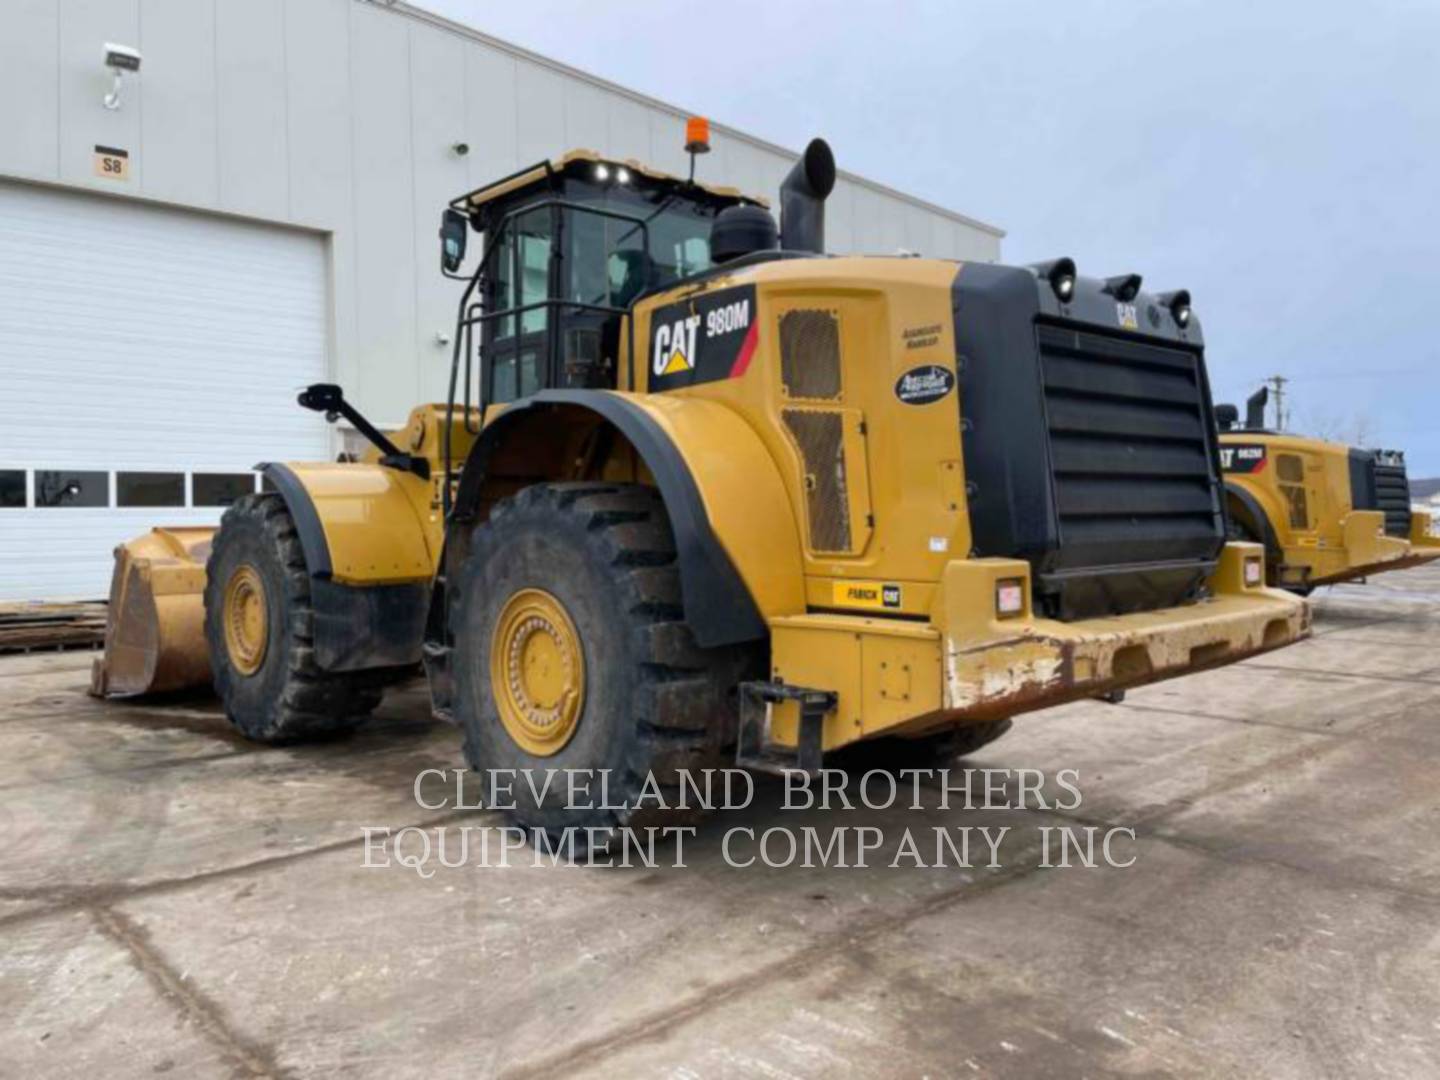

{"left": 425, "top": 0, "right": 1439, "bottom": 473}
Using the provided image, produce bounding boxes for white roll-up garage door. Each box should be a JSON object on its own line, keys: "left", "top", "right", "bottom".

{"left": 0, "top": 182, "right": 331, "bottom": 601}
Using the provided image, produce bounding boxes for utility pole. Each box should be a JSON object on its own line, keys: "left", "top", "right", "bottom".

{"left": 1266, "top": 374, "right": 1289, "bottom": 430}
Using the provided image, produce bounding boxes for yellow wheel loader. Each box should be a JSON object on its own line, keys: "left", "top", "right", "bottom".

{"left": 1218, "top": 389, "right": 1440, "bottom": 593}
{"left": 95, "top": 128, "right": 1309, "bottom": 836}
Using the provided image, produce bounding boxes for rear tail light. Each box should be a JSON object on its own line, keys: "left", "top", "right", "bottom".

{"left": 1243, "top": 557, "right": 1262, "bottom": 587}
{"left": 996, "top": 578, "right": 1026, "bottom": 617}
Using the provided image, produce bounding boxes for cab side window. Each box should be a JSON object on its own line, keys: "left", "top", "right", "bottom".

{"left": 487, "top": 207, "right": 552, "bottom": 403}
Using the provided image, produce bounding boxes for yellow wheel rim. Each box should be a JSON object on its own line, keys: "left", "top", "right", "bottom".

{"left": 490, "top": 588, "right": 585, "bottom": 756}
{"left": 222, "top": 564, "right": 269, "bottom": 676}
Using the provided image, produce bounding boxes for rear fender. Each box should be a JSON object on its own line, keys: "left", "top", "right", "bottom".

{"left": 445, "top": 390, "right": 804, "bottom": 648}
{"left": 1224, "top": 481, "right": 1283, "bottom": 561}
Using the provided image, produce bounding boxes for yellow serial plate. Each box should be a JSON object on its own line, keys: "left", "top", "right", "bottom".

{"left": 831, "top": 580, "right": 902, "bottom": 611}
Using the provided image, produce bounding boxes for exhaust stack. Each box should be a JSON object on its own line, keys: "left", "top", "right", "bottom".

{"left": 1246, "top": 387, "right": 1269, "bottom": 430}
{"left": 780, "top": 138, "right": 836, "bottom": 254}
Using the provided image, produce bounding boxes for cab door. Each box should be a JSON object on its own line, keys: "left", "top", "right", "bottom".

{"left": 483, "top": 206, "right": 554, "bottom": 404}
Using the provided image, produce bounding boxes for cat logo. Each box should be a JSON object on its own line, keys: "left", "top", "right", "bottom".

{"left": 647, "top": 285, "right": 758, "bottom": 390}
{"left": 653, "top": 314, "right": 701, "bottom": 377}
{"left": 1220, "top": 444, "right": 1267, "bottom": 474}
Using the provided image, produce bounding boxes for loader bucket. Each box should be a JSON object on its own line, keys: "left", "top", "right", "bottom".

{"left": 89, "top": 527, "right": 216, "bottom": 698}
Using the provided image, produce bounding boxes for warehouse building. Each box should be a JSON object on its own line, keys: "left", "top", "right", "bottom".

{"left": 0, "top": 0, "right": 1003, "bottom": 601}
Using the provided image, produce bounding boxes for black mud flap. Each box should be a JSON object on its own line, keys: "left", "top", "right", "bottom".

{"left": 421, "top": 567, "right": 455, "bottom": 723}
{"left": 310, "top": 579, "right": 428, "bottom": 673}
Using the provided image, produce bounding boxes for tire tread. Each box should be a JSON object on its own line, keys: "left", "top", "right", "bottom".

{"left": 452, "top": 482, "right": 760, "bottom": 840}
{"left": 204, "top": 493, "right": 384, "bottom": 743}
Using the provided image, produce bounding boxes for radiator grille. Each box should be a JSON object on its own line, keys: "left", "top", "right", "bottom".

{"left": 1036, "top": 323, "right": 1224, "bottom": 591}
{"left": 783, "top": 409, "right": 851, "bottom": 552}
{"left": 1350, "top": 453, "right": 1413, "bottom": 537}
{"left": 1373, "top": 461, "right": 1412, "bottom": 536}
{"left": 779, "top": 309, "right": 842, "bottom": 400}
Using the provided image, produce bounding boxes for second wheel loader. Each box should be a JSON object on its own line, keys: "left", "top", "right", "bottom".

{"left": 1218, "top": 388, "right": 1440, "bottom": 593}
{"left": 96, "top": 128, "right": 1309, "bottom": 838}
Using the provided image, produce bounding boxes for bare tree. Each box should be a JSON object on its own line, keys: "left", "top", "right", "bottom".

{"left": 1346, "top": 413, "right": 1375, "bottom": 448}
{"left": 1294, "top": 406, "right": 1376, "bottom": 448}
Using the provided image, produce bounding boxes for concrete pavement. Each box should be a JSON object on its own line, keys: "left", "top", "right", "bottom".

{"left": 2, "top": 565, "right": 1438, "bottom": 1078}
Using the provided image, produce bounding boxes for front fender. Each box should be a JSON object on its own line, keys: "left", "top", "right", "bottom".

{"left": 451, "top": 390, "right": 804, "bottom": 647}
{"left": 261, "top": 462, "right": 439, "bottom": 585}
{"left": 259, "top": 462, "right": 438, "bottom": 672}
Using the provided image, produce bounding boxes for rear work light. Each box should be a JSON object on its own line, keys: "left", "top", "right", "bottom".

{"left": 1029, "top": 257, "right": 1077, "bottom": 303}
{"left": 1157, "top": 289, "right": 1192, "bottom": 328}
{"left": 996, "top": 578, "right": 1026, "bottom": 617}
{"left": 1243, "top": 557, "right": 1263, "bottom": 587}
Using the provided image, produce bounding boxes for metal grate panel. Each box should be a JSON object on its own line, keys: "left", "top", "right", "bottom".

{"left": 1276, "top": 453, "right": 1309, "bottom": 530}
{"left": 779, "top": 309, "right": 842, "bottom": 400}
{"left": 1037, "top": 324, "right": 1225, "bottom": 579}
{"left": 1373, "top": 462, "right": 1412, "bottom": 537}
{"left": 1349, "top": 452, "right": 1412, "bottom": 537}
{"left": 783, "top": 409, "right": 852, "bottom": 552}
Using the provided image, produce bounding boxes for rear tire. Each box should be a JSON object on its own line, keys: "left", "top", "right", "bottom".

{"left": 204, "top": 493, "right": 384, "bottom": 743}
{"left": 451, "top": 483, "right": 758, "bottom": 843}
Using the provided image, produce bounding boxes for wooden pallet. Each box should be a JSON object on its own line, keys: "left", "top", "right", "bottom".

{"left": 0, "top": 602, "right": 107, "bottom": 653}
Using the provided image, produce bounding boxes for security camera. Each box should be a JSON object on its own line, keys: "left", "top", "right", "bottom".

{"left": 103, "top": 43, "right": 140, "bottom": 110}
{"left": 451, "top": 142, "right": 470, "bottom": 157}
{"left": 104, "top": 43, "right": 141, "bottom": 72}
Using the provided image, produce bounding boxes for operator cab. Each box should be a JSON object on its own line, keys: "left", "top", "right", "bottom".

{"left": 440, "top": 147, "right": 767, "bottom": 404}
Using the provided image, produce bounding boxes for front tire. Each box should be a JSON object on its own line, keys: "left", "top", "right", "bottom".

{"left": 451, "top": 483, "right": 757, "bottom": 842}
{"left": 204, "top": 494, "right": 384, "bottom": 742}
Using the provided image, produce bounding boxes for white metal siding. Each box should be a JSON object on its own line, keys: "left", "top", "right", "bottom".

{"left": 0, "top": 181, "right": 329, "bottom": 601}
{"left": 0, "top": 0, "right": 1003, "bottom": 431}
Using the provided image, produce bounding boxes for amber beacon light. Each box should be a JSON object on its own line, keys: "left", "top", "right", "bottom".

{"left": 685, "top": 116, "right": 711, "bottom": 154}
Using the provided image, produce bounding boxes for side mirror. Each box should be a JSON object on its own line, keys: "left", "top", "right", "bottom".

{"left": 439, "top": 209, "right": 468, "bottom": 273}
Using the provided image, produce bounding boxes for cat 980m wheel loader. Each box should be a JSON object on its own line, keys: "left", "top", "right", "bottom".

{"left": 94, "top": 124, "right": 1308, "bottom": 836}
{"left": 1217, "top": 388, "right": 1440, "bottom": 593}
